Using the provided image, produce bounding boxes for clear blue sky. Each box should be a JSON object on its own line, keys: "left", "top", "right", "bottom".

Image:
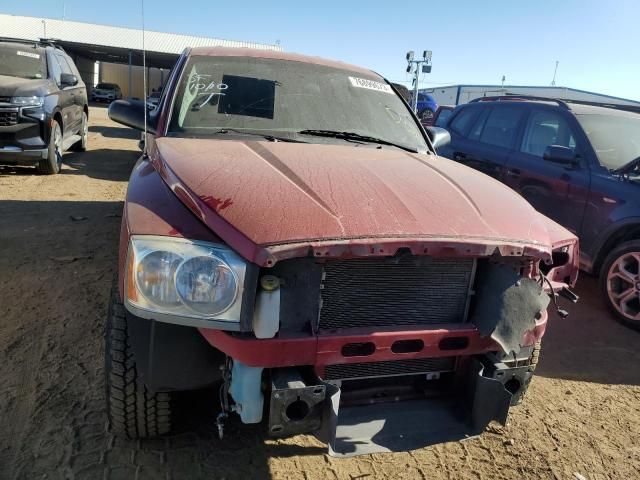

{"left": 2, "top": 0, "right": 638, "bottom": 101}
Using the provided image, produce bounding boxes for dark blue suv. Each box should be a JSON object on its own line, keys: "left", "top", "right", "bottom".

{"left": 438, "top": 96, "right": 640, "bottom": 329}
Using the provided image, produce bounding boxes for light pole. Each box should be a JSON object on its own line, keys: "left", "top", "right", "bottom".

{"left": 406, "top": 50, "right": 432, "bottom": 114}
{"left": 41, "top": 20, "right": 47, "bottom": 38}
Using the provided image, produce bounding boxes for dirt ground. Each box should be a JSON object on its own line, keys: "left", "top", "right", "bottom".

{"left": 0, "top": 107, "right": 639, "bottom": 480}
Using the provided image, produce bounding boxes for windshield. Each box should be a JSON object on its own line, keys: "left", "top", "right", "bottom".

{"left": 576, "top": 113, "right": 640, "bottom": 170}
{"left": 168, "top": 56, "right": 428, "bottom": 151}
{"left": 0, "top": 44, "right": 47, "bottom": 79}
{"left": 96, "top": 83, "right": 116, "bottom": 90}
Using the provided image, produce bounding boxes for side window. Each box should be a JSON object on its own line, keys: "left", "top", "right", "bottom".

{"left": 477, "top": 106, "right": 524, "bottom": 149}
{"left": 56, "top": 54, "right": 74, "bottom": 76}
{"left": 49, "top": 53, "right": 62, "bottom": 86}
{"left": 434, "top": 108, "right": 453, "bottom": 127}
{"left": 64, "top": 55, "right": 81, "bottom": 77}
{"left": 520, "top": 110, "right": 577, "bottom": 157}
{"left": 468, "top": 107, "right": 491, "bottom": 141}
{"left": 448, "top": 107, "right": 478, "bottom": 136}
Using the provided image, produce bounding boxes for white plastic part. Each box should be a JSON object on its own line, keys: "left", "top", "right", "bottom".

{"left": 229, "top": 360, "right": 264, "bottom": 424}
{"left": 252, "top": 288, "right": 280, "bottom": 339}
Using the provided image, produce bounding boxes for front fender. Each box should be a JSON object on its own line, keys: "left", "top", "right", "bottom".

{"left": 117, "top": 156, "right": 221, "bottom": 300}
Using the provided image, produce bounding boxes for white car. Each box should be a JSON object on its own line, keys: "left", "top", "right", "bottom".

{"left": 91, "top": 83, "right": 122, "bottom": 103}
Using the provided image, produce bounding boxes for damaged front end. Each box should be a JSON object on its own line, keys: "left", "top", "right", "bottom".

{"left": 200, "top": 236, "right": 578, "bottom": 457}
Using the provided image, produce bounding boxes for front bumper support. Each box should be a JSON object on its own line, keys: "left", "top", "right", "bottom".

{"left": 316, "top": 358, "right": 514, "bottom": 457}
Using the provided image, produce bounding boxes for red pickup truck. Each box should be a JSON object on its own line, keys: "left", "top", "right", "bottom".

{"left": 106, "top": 47, "right": 578, "bottom": 457}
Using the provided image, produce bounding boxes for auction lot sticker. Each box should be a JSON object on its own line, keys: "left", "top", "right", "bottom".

{"left": 17, "top": 51, "right": 40, "bottom": 59}
{"left": 349, "top": 76, "right": 393, "bottom": 94}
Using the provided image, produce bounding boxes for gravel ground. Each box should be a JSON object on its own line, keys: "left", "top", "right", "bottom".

{"left": 0, "top": 107, "right": 639, "bottom": 480}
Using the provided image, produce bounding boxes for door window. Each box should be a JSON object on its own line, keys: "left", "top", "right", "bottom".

{"left": 434, "top": 108, "right": 453, "bottom": 127}
{"left": 476, "top": 106, "right": 524, "bottom": 148}
{"left": 56, "top": 54, "right": 74, "bottom": 76}
{"left": 468, "top": 107, "right": 491, "bottom": 141}
{"left": 448, "top": 107, "right": 478, "bottom": 136}
{"left": 49, "top": 53, "right": 62, "bottom": 86}
{"left": 520, "top": 110, "right": 576, "bottom": 157}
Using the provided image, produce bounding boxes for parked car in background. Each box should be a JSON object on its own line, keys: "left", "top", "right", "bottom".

{"left": 422, "top": 105, "right": 455, "bottom": 128}
{"left": 106, "top": 48, "right": 578, "bottom": 457}
{"left": 0, "top": 38, "right": 88, "bottom": 174}
{"left": 414, "top": 92, "right": 438, "bottom": 120}
{"left": 91, "top": 82, "right": 122, "bottom": 103}
{"left": 438, "top": 95, "right": 640, "bottom": 329}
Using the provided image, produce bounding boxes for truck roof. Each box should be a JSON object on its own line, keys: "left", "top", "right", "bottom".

{"left": 189, "top": 46, "right": 378, "bottom": 78}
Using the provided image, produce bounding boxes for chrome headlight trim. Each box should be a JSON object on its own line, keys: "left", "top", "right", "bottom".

{"left": 11, "top": 96, "right": 44, "bottom": 107}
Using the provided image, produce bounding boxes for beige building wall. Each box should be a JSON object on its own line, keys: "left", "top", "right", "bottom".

{"left": 99, "top": 62, "right": 168, "bottom": 98}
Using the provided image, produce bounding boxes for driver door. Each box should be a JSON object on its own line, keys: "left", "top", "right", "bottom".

{"left": 503, "top": 107, "right": 590, "bottom": 234}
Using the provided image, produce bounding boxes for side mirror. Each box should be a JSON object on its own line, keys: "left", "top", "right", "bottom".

{"left": 543, "top": 145, "right": 577, "bottom": 165}
{"left": 426, "top": 126, "right": 451, "bottom": 150}
{"left": 60, "top": 73, "right": 78, "bottom": 87}
{"left": 108, "top": 99, "right": 157, "bottom": 134}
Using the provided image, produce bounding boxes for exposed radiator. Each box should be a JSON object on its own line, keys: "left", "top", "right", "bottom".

{"left": 319, "top": 256, "right": 475, "bottom": 330}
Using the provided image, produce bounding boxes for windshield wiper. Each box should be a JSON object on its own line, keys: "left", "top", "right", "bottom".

{"left": 298, "top": 129, "right": 418, "bottom": 153}
{"left": 612, "top": 155, "right": 640, "bottom": 175}
{"left": 208, "top": 128, "right": 305, "bottom": 143}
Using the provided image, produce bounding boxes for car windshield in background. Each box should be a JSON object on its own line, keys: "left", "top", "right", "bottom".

{"left": 168, "top": 56, "right": 427, "bottom": 152}
{"left": 96, "top": 83, "right": 116, "bottom": 90}
{"left": 577, "top": 113, "right": 640, "bottom": 171}
{"left": 0, "top": 44, "right": 47, "bottom": 79}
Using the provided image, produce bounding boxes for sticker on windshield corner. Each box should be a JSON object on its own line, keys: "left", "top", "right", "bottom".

{"left": 17, "top": 51, "right": 40, "bottom": 59}
{"left": 349, "top": 76, "right": 393, "bottom": 94}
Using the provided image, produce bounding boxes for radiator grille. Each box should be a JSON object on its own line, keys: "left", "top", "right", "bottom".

{"left": 324, "top": 356, "right": 456, "bottom": 380}
{"left": 319, "top": 256, "right": 474, "bottom": 330}
{"left": 0, "top": 110, "right": 18, "bottom": 127}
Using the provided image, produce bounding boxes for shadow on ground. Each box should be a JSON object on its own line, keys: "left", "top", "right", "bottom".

{"left": 63, "top": 149, "right": 140, "bottom": 182}
{"left": 0, "top": 150, "right": 139, "bottom": 182}
{"left": 0, "top": 197, "right": 325, "bottom": 480}
{"left": 89, "top": 125, "right": 141, "bottom": 140}
{"left": 537, "top": 274, "right": 640, "bottom": 385}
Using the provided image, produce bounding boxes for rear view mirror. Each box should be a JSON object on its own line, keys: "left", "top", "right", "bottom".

{"left": 108, "top": 99, "right": 157, "bottom": 134}
{"left": 426, "top": 126, "right": 451, "bottom": 150}
{"left": 543, "top": 145, "right": 577, "bottom": 165}
{"left": 60, "top": 73, "right": 78, "bottom": 87}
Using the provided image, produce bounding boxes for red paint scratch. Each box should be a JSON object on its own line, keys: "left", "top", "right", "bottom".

{"left": 201, "top": 195, "right": 234, "bottom": 212}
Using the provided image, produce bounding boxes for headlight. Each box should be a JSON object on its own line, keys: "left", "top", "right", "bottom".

{"left": 11, "top": 96, "right": 44, "bottom": 107}
{"left": 126, "top": 236, "right": 246, "bottom": 327}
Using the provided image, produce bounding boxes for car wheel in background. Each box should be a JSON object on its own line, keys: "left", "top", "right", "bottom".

{"left": 105, "top": 285, "right": 173, "bottom": 438}
{"left": 420, "top": 109, "right": 434, "bottom": 120}
{"left": 600, "top": 240, "right": 640, "bottom": 331}
{"left": 71, "top": 111, "right": 88, "bottom": 152}
{"left": 37, "top": 120, "right": 63, "bottom": 175}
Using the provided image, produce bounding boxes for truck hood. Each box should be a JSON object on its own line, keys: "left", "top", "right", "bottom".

{"left": 0, "top": 75, "right": 52, "bottom": 98}
{"left": 152, "top": 137, "right": 557, "bottom": 264}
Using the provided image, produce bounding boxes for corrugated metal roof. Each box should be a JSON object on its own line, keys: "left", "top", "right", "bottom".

{"left": 0, "top": 13, "right": 281, "bottom": 54}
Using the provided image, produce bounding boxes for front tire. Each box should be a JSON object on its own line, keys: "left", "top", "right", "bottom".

{"left": 105, "top": 287, "right": 173, "bottom": 438}
{"left": 37, "top": 120, "right": 62, "bottom": 174}
{"left": 600, "top": 240, "right": 640, "bottom": 331}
